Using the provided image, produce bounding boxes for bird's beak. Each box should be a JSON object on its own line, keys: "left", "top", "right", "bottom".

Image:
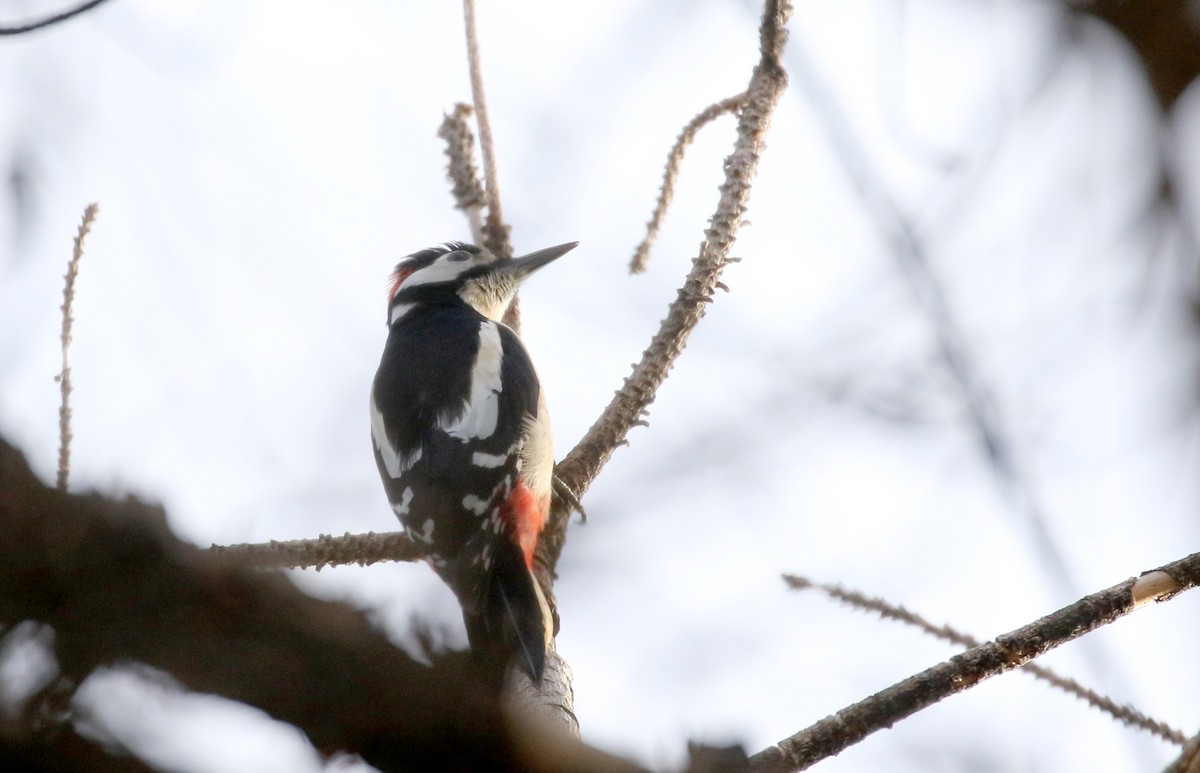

{"left": 497, "top": 241, "right": 578, "bottom": 281}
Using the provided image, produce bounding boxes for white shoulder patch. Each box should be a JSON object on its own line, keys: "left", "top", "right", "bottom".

{"left": 389, "top": 301, "right": 415, "bottom": 326}
{"left": 371, "top": 393, "right": 421, "bottom": 477}
{"left": 438, "top": 321, "right": 503, "bottom": 440}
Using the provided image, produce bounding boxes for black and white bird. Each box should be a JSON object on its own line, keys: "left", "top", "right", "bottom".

{"left": 370, "top": 240, "right": 577, "bottom": 685}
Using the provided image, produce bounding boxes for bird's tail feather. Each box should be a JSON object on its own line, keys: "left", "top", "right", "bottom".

{"left": 465, "top": 539, "right": 552, "bottom": 685}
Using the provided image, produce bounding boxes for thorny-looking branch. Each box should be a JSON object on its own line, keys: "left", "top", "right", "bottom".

{"left": 55, "top": 203, "right": 98, "bottom": 492}
{"left": 462, "top": 0, "right": 509, "bottom": 256}
{"left": 543, "top": 0, "right": 792, "bottom": 575}
{"left": 629, "top": 94, "right": 747, "bottom": 274}
{"left": 746, "top": 556, "right": 1200, "bottom": 772}
{"left": 462, "top": 0, "right": 518, "bottom": 332}
{"left": 210, "top": 530, "right": 423, "bottom": 570}
{"left": 0, "top": 437, "right": 647, "bottom": 773}
{"left": 208, "top": 0, "right": 794, "bottom": 580}
{"left": 783, "top": 575, "right": 1186, "bottom": 746}
{"left": 0, "top": 0, "right": 111, "bottom": 36}
{"left": 438, "top": 103, "right": 488, "bottom": 247}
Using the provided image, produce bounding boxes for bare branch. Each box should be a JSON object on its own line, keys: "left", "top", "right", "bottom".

{"left": 1164, "top": 734, "right": 1200, "bottom": 773}
{"left": 462, "top": 0, "right": 511, "bottom": 260}
{"left": 438, "top": 103, "right": 488, "bottom": 246}
{"left": 209, "top": 530, "right": 422, "bottom": 570}
{"left": 461, "top": 0, "right": 519, "bottom": 333}
{"left": 55, "top": 203, "right": 98, "bottom": 492}
{"left": 0, "top": 435, "right": 646, "bottom": 773}
{"left": 784, "top": 575, "right": 1187, "bottom": 746}
{"left": 0, "top": 0, "right": 112, "bottom": 36}
{"left": 630, "top": 93, "right": 746, "bottom": 274}
{"left": 748, "top": 554, "right": 1200, "bottom": 772}
{"left": 546, "top": 0, "right": 792, "bottom": 571}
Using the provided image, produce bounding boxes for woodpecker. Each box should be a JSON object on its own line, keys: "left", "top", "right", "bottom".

{"left": 370, "top": 240, "right": 576, "bottom": 685}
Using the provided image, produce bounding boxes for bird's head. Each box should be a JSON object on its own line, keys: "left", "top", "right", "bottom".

{"left": 386, "top": 241, "right": 577, "bottom": 325}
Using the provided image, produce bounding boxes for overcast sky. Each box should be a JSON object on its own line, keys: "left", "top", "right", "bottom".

{"left": 1, "top": 1, "right": 1198, "bottom": 771}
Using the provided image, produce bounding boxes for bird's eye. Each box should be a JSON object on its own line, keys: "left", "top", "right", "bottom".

{"left": 447, "top": 251, "right": 470, "bottom": 262}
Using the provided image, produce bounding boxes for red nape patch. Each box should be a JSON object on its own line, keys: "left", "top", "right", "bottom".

{"left": 386, "top": 266, "right": 414, "bottom": 304}
{"left": 500, "top": 482, "right": 548, "bottom": 569}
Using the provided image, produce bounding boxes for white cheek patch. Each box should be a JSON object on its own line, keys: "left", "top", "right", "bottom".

{"left": 371, "top": 393, "right": 421, "bottom": 477}
{"left": 439, "top": 321, "right": 503, "bottom": 441}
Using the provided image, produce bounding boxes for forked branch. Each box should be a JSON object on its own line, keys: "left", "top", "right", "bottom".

{"left": 748, "top": 556, "right": 1200, "bottom": 771}
{"left": 543, "top": 0, "right": 792, "bottom": 572}
{"left": 784, "top": 575, "right": 1186, "bottom": 746}
{"left": 630, "top": 93, "right": 746, "bottom": 274}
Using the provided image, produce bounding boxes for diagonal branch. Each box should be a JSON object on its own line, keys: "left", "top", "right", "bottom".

{"left": 784, "top": 575, "right": 1186, "bottom": 746}
{"left": 0, "top": 0, "right": 112, "bottom": 36}
{"left": 630, "top": 93, "right": 746, "bottom": 273}
{"left": 548, "top": 0, "right": 792, "bottom": 541}
{"left": 748, "top": 557, "right": 1200, "bottom": 772}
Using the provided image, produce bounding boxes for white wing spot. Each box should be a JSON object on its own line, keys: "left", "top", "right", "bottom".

{"left": 462, "top": 494, "right": 489, "bottom": 516}
{"left": 438, "top": 322, "right": 503, "bottom": 441}
{"left": 471, "top": 450, "right": 508, "bottom": 468}
{"left": 411, "top": 517, "right": 435, "bottom": 545}
{"left": 391, "top": 487, "right": 415, "bottom": 518}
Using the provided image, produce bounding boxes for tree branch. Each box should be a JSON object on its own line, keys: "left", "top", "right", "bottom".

{"left": 784, "top": 574, "right": 1186, "bottom": 746}
{"left": 209, "top": 530, "right": 422, "bottom": 569}
{"left": 748, "top": 556, "right": 1200, "bottom": 771}
{"left": 630, "top": 93, "right": 746, "bottom": 274}
{"left": 0, "top": 435, "right": 644, "bottom": 772}
{"left": 462, "top": 0, "right": 511, "bottom": 256}
{"left": 1073, "top": 0, "right": 1200, "bottom": 111}
{"left": 438, "top": 103, "right": 488, "bottom": 247}
{"left": 55, "top": 203, "right": 98, "bottom": 492}
{"left": 0, "top": 0, "right": 113, "bottom": 36}
{"left": 544, "top": 0, "right": 792, "bottom": 572}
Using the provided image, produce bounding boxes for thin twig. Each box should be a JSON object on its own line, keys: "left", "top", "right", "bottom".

{"left": 209, "top": 531, "right": 422, "bottom": 571}
{"left": 544, "top": 0, "right": 792, "bottom": 576}
{"left": 630, "top": 93, "right": 746, "bottom": 274}
{"left": 747, "top": 554, "right": 1200, "bottom": 772}
{"left": 462, "top": 0, "right": 511, "bottom": 260}
{"left": 783, "top": 574, "right": 1187, "bottom": 746}
{"left": 462, "top": 0, "right": 517, "bottom": 333}
{"left": 437, "top": 103, "right": 488, "bottom": 247}
{"left": 208, "top": 0, "right": 793, "bottom": 584}
{"left": 55, "top": 204, "right": 98, "bottom": 492}
{"left": 0, "top": 0, "right": 112, "bottom": 36}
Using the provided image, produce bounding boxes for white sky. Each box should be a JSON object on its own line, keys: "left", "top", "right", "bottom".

{"left": 1, "top": 1, "right": 1198, "bottom": 771}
